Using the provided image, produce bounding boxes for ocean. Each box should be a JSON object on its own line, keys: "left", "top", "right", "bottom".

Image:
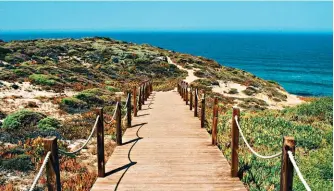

{"left": 0, "top": 31, "right": 332, "bottom": 96}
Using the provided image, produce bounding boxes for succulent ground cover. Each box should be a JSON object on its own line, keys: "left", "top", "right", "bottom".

{"left": 0, "top": 37, "right": 331, "bottom": 190}
{"left": 204, "top": 96, "right": 332, "bottom": 191}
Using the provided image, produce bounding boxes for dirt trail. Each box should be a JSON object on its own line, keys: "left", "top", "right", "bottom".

{"left": 167, "top": 56, "right": 199, "bottom": 83}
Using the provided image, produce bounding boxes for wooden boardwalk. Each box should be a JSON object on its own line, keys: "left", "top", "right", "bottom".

{"left": 91, "top": 90, "right": 246, "bottom": 191}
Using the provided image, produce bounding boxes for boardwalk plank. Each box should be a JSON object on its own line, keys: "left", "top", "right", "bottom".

{"left": 91, "top": 90, "right": 246, "bottom": 191}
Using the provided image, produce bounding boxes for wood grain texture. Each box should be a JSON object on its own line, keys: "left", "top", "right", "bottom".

{"left": 91, "top": 90, "right": 246, "bottom": 191}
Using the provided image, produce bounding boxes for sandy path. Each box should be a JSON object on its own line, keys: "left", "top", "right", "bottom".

{"left": 167, "top": 56, "right": 199, "bottom": 83}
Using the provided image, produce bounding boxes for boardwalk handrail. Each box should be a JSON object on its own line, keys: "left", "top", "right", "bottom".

{"left": 29, "top": 151, "right": 52, "bottom": 191}
{"left": 234, "top": 115, "right": 311, "bottom": 191}
{"left": 234, "top": 115, "right": 282, "bottom": 159}
{"left": 104, "top": 104, "right": 118, "bottom": 124}
{"left": 287, "top": 151, "right": 312, "bottom": 191}
{"left": 28, "top": 80, "right": 153, "bottom": 191}
{"left": 177, "top": 81, "right": 311, "bottom": 191}
{"left": 178, "top": 80, "right": 204, "bottom": 124}
{"left": 59, "top": 115, "right": 100, "bottom": 155}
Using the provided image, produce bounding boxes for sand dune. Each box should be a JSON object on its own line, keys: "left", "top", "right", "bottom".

{"left": 167, "top": 57, "right": 303, "bottom": 110}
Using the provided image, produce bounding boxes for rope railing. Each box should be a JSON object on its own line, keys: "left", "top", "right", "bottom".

{"left": 196, "top": 88, "right": 201, "bottom": 101}
{"left": 234, "top": 116, "right": 282, "bottom": 159}
{"left": 288, "top": 151, "right": 312, "bottom": 191}
{"left": 122, "top": 93, "right": 130, "bottom": 110}
{"left": 104, "top": 104, "right": 118, "bottom": 124}
{"left": 121, "top": 93, "right": 132, "bottom": 121}
{"left": 122, "top": 106, "right": 128, "bottom": 121}
{"left": 59, "top": 115, "right": 100, "bottom": 155}
{"left": 26, "top": 80, "right": 153, "bottom": 191}
{"left": 176, "top": 81, "right": 310, "bottom": 191}
{"left": 29, "top": 151, "right": 52, "bottom": 191}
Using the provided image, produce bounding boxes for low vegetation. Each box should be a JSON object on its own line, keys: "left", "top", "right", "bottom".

{"left": 228, "top": 88, "right": 238, "bottom": 94}
{"left": 29, "top": 74, "right": 58, "bottom": 86}
{"left": 204, "top": 97, "right": 332, "bottom": 190}
{"left": 2, "top": 110, "right": 45, "bottom": 130}
{"left": 37, "top": 117, "right": 61, "bottom": 131}
{"left": 0, "top": 37, "right": 331, "bottom": 190}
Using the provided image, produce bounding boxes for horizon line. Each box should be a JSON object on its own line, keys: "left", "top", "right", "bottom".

{"left": 0, "top": 29, "right": 332, "bottom": 34}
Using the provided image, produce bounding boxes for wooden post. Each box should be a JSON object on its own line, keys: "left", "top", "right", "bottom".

{"left": 151, "top": 81, "right": 153, "bottom": 92}
{"left": 185, "top": 83, "right": 188, "bottom": 105}
{"left": 179, "top": 82, "right": 182, "bottom": 96}
{"left": 149, "top": 81, "right": 151, "bottom": 94}
{"left": 147, "top": 82, "right": 150, "bottom": 99}
{"left": 127, "top": 92, "right": 131, "bottom": 127}
{"left": 280, "top": 136, "right": 295, "bottom": 191}
{"left": 212, "top": 97, "right": 218, "bottom": 145}
{"left": 144, "top": 83, "right": 148, "bottom": 101}
{"left": 201, "top": 93, "right": 206, "bottom": 128}
{"left": 96, "top": 107, "right": 105, "bottom": 177}
{"left": 133, "top": 87, "right": 138, "bottom": 117}
{"left": 194, "top": 88, "right": 198, "bottom": 117}
{"left": 147, "top": 82, "right": 150, "bottom": 98}
{"left": 116, "top": 101, "right": 122, "bottom": 145}
{"left": 183, "top": 83, "right": 186, "bottom": 102}
{"left": 138, "top": 86, "right": 142, "bottom": 110}
{"left": 231, "top": 107, "right": 240, "bottom": 177}
{"left": 141, "top": 84, "right": 145, "bottom": 105}
{"left": 181, "top": 81, "right": 184, "bottom": 99}
{"left": 147, "top": 82, "right": 150, "bottom": 95}
{"left": 177, "top": 82, "right": 180, "bottom": 94}
{"left": 142, "top": 83, "right": 145, "bottom": 102}
{"left": 43, "top": 137, "right": 61, "bottom": 191}
{"left": 180, "top": 82, "right": 183, "bottom": 98}
{"left": 189, "top": 88, "right": 193, "bottom": 110}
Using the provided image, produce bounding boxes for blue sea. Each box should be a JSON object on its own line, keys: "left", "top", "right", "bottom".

{"left": 0, "top": 31, "right": 332, "bottom": 96}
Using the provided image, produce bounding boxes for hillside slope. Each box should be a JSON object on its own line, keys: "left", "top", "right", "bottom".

{"left": 1, "top": 37, "right": 328, "bottom": 191}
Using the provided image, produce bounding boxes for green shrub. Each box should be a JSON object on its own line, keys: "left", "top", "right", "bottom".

{"left": 37, "top": 117, "right": 61, "bottom": 131}
{"left": 29, "top": 74, "right": 57, "bottom": 86}
{"left": 264, "top": 87, "right": 287, "bottom": 101}
{"left": 106, "top": 86, "right": 120, "bottom": 92}
{"left": 105, "top": 81, "right": 114, "bottom": 85}
{"left": 75, "top": 90, "right": 104, "bottom": 105}
{"left": 238, "top": 98, "right": 268, "bottom": 111}
{"left": 2, "top": 110, "right": 45, "bottom": 130}
{"left": 267, "top": 80, "right": 280, "bottom": 86}
{"left": 297, "top": 97, "right": 332, "bottom": 122}
{"left": 242, "top": 86, "right": 258, "bottom": 96}
{"left": 13, "top": 68, "right": 31, "bottom": 77}
{"left": 284, "top": 97, "right": 333, "bottom": 125}
{"left": 68, "top": 49, "right": 79, "bottom": 56}
{"left": 80, "top": 88, "right": 102, "bottom": 95}
{"left": 194, "top": 70, "right": 206, "bottom": 78}
{"left": 0, "top": 70, "right": 16, "bottom": 80}
{"left": 60, "top": 97, "right": 88, "bottom": 113}
{"left": 0, "top": 154, "right": 34, "bottom": 172}
{"left": 134, "top": 58, "right": 150, "bottom": 65}
{"left": 228, "top": 88, "right": 238, "bottom": 94}
{"left": 184, "top": 64, "right": 193, "bottom": 69}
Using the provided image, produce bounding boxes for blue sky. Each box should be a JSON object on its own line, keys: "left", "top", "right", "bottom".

{"left": 0, "top": 1, "right": 332, "bottom": 32}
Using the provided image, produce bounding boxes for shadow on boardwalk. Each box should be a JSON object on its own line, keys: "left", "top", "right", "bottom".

{"left": 104, "top": 93, "right": 156, "bottom": 190}
{"left": 91, "top": 91, "right": 245, "bottom": 191}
